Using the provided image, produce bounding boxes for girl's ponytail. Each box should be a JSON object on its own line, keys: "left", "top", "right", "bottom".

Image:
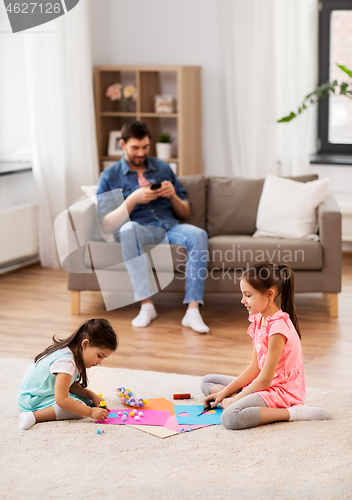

{"left": 279, "top": 265, "right": 301, "bottom": 339}
{"left": 243, "top": 262, "right": 301, "bottom": 339}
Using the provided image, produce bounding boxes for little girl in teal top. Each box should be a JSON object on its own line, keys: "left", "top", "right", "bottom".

{"left": 18, "top": 318, "right": 118, "bottom": 431}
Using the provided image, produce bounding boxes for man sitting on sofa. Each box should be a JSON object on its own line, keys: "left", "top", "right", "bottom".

{"left": 97, "top": 120, "right": 209, "bottom": 333}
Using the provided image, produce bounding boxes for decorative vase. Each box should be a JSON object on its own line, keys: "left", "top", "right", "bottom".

{"left": 119, "top": 98, "right": 124, "bottom": 112}
{"left": 156, "top": 143, "right": 172, "bottom": 160}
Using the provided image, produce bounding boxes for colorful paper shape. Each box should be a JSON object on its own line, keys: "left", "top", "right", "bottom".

{"left": 164, "top": 414, "right": 210, "bottom": 432}
{"left": 128, "top": 415, "right": 210, "bottom": 439}
{"left": 174, "top": 405, "right": 223, "bottom": 425}
{"left": 145, "top": 397, "right": 175, "bottom": 414}
{"left": 123, "top": 397, "right": 175, "bottom": 414}
{"left": 128, "top": 423, "right": 179, "bottom": 439}
{"left": 126, "top": 398, "right": 177, "bottom": 438}
{"left": 126, "top": 399, "right": 210, "bottom": 439}
{"left": 128, "top": 399, "right": 206, "bottom": 439}
{"left": 96, "top": 409, "right": 171, "bottom": 426}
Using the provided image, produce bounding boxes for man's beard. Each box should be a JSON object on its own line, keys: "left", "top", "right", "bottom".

{"left": 129, "top": 156, "right": 146, "bottom": 167}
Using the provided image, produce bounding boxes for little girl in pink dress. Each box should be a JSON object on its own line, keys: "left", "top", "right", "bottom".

{"left": 201, "top": 262, "right": 333, "bottom": 430}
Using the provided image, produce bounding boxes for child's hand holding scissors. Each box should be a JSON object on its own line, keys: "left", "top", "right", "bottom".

{"left": 200, "top": 390, "right": 226, "bottom": 414}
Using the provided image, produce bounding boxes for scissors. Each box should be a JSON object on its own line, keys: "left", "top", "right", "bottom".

{"left": 197, "top": 404, "right": 219, "bottom": 416}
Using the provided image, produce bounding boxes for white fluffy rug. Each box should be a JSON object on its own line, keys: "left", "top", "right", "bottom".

{"left": 1, "top": 357, "right": 351, "bottom": 500}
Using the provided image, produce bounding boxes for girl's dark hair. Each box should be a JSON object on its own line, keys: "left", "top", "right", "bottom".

{"left": 242, "top": 262, "right": 301, "bottom": 338}
{"left": 35, "top": 318, "right": 118, "bottom": 387}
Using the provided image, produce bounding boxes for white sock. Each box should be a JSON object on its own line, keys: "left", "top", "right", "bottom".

{"left": 288, "top": 404, "right": 333, "bottom": 421}
{"left": 182, "top": 308, "right": 209, "bottom": 334}
{"left": 131, "top": 303, "right": 157, "bottom": 327}
{"left": 18, "top": 411, "right": 36, "bottom": 431}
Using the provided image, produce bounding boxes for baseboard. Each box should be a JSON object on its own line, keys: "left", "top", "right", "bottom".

{"left": 0, "top": 254, "right": 39, "bottom": 275}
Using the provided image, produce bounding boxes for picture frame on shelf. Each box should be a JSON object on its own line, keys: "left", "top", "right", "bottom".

{"left": 107, "top": 131, "right": 123, "bottom": 157}
{"left": 155, "top": 95, "right": 175, "bottom": 113}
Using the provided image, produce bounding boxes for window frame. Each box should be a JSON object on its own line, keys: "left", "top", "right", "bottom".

{"left": 318, "top": 0, "right": 352, "bottom": 155}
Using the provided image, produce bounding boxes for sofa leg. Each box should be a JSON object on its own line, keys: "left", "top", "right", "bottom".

{"left": 329, "top": 293, "right": 338, "bottom": 318}
{"left": 71, "top": 291, "right": 80, "bottom": 315}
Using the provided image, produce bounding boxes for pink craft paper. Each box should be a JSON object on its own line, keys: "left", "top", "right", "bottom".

{"left": 96, "top": 409, "right": 171, "bottom": 427}
{"left": 164, "top": 414, "right": 210, "bottom": 433}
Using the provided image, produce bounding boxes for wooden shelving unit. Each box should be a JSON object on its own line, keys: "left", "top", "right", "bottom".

{"left": 93, "top": 65, "right": 202, "bottom": 176}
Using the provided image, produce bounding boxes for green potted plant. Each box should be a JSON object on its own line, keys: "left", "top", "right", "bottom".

{"left": 277, "top": 64, "right": 352, "bottom": 122}
{"left": 156, "top": 133, "right": 173, "bottom": 160}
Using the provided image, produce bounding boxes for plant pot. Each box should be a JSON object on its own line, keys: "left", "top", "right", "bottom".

{"left": 156, "top": 143, "right": 172, "bottom": 160}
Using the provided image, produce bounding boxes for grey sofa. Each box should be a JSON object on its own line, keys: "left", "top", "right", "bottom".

{"left": 67, "top": 174, "right": 341, "bottom": 316}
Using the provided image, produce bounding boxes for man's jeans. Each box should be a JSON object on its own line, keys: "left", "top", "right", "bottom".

{"left": 119, "top": 221, "right": 208, "bottom": 305}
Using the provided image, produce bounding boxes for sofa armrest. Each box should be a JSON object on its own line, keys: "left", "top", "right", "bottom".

{"left": 318, "top": 194, "right": 342, "bottom": 293}
{"left": 63, "top": 196, "right": 100, "bottom": 274}
{"left": 69, "top": 195, "right": 101, "bottom": 245}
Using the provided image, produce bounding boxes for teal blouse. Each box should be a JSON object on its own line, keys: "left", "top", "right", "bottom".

{"left": 18, "top": 348, "right": 81, "bottom": 412}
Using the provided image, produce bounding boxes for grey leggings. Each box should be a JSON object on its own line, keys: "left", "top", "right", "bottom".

{"left": 201, "top": 373, "right": 268, "bottom": 430}
{"left": 52, "top": 402, "right": 86, "bottom": 421}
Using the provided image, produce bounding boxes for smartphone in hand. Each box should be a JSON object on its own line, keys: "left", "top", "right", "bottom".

{"left": 150, "top": 182, "right": 161, "bottom": 190}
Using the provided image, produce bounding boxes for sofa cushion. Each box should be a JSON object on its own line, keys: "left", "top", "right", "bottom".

{"left": 207, "top": 177, "right": 263, "bottom": 237}
{"left": 84, "top": 235, "right": 322, "bottom": 274}
{"left": 84, "top": 241, "right": 187, "bottom": 272}
{"left": 206, "top": 175, "right": 319, "bottom": 237}
{"left": 178, "top": 174, "right": 206, "bottom": 230}
{"left": 207, "top": 235, "right": 323, "bottom": 271}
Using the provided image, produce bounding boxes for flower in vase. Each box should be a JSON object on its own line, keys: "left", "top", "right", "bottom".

{"left": 123, "top": 85, "right": 137, "bottom": 101}
{"left": 105, "top": 83, "right": 123, "bottom": 101}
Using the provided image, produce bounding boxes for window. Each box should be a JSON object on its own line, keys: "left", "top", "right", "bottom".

{"left": 318, "top": 0, "right": 352, "bottom": 155}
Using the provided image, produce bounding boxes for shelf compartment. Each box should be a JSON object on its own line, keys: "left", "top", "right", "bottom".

{"left": 98, "top": 70, "right": 137, "bottom": 114}
{"left": 98, "top": 115, "right": 137, "bottom": 158}
{"left": 139, "top": 70, "right": 178, "bottom": 114}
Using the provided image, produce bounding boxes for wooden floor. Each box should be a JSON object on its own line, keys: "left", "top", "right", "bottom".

{"left": 1, "top": 254, "right": 352, "bottom": 391}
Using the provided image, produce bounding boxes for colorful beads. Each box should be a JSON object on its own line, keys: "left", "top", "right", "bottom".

{"left": 116, "top": 387, "right": 148, "bottom": 408}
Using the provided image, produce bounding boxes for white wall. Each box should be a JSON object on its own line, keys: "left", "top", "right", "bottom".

{"left": 310, "top": 164, "right": 352, "bottom": 194}
{"left": 88, "top": 0, "right": 352, "bottom": 190}
{"left": 88, "top": 0, "right": 232, "bottom": 177}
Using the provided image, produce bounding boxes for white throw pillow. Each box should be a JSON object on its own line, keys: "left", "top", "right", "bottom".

{"left": 253, "top": 175, "right": 330, "bottom": 239}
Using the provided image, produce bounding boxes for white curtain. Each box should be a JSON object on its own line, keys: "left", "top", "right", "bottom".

{"left": 221, "top": 0, "right": 318, "bottom": 178}
{"left": 24, "top": 0, "right": 98, "bottom": 268}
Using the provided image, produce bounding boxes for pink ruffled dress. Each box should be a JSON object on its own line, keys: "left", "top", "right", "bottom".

{"left": 247, "top": 310, "right": 306, "bottom": 408}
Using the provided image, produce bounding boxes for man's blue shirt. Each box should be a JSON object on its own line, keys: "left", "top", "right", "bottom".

{"left": 96, "top": 155, "right": 189, "bottom": 231}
